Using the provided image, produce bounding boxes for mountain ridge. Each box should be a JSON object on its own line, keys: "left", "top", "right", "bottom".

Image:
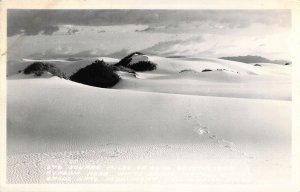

{"left": 219, "top": 55, "right": 290, "bottom": 65}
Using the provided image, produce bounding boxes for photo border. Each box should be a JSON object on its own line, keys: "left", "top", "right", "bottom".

{"left": 0, "top": 0, "right": 299, "bottom": 191}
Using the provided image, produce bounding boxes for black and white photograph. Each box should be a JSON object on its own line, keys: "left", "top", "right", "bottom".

{"left": 1, "top": 0, "right": 300, "bottom": 190}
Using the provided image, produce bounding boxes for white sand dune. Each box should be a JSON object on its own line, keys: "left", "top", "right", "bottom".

{"left": 115, "top": 56, "right": 291, "bottom": 100}
{"left": 7, "top": 54, "right": 291, "bottom": 184}
{"left": 7, "top": 57, "right": 119, "bottom": 77}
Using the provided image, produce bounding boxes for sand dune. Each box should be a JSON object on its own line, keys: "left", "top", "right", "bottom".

{"left": 114, "top": 55, "right": 291, "bottom": 100}
{"left": 7, "top": 57, "right": 119, "bottom": 77}
{"left": 7, "top": 54, "right": 291, "bottom": 184}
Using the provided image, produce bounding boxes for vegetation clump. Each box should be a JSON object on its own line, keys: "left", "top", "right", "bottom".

{"left": 115, "top": 52, "right": 157, "bottom": 72}
{"left": 70, "top": 60, "right": 120, "bottom": 88}
{"left": 23, "top": 62, "right": 66, "bottom": 78}
{"left": 129, "top": 61, "right": 157, "bottom": 72}
{"left": 179, "top": 69, "right": 197, "bottom": 73}
{"left": 115, "top": 52, "right": 143, "bottom": 67}
{"left": 202, "top": 69, "right": 213, "bottom": 72}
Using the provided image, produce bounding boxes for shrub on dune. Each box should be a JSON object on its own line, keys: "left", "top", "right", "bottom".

{"left": 70, "top": 60, "right": 120, "bottom": 88}
{"left": 115, "top": 52, "right": 143, "bottom": 67}
{"left": 115, "top": 52, "right": 157, "bottom": 72}
{"left": 129, "top": 61, "right": 157, "bottom": 72}
{"left": 179, "top": 69, "right": 196, "bottom": 73}
{"left": 202, "top": 69, "right": 213, "bottom": 72}
{"left": 23, "top": 62, "right": 66, "bottom": 78}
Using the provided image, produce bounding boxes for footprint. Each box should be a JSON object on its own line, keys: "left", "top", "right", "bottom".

{"left": 186, "top": 103, "right": 255, "bottom": 159}
{"left": 209, "top": 135, "right": 217, "bottom": 139}
{"left": 193, "top": 126, "right": 209, "bottom": 135}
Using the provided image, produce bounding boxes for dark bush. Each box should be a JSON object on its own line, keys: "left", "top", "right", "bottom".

{"left": 254, "top": 64, "right": 262, "bottom": 67}
{"left": 111, "top": 65, "right": 136, "bottom": 74}
{"left": 202, "top": 69, "right": 213, "bottom": 72}
{"left": 179, "top": 69, "right": 196, "bottom": 73}
{"left": 70, "top": 60, "right": 120, "bottom": 88}
{"left": 129, "top": 61, "right": 157, "bottom": 72}
{"left": 115, "top": 52, "right": 143, "bottom": 67}
{"left": 114, "top": 52, "right": 157, "bottom": 72}
{"left": 23, "top": 62, "right": 66, "bottom": 78}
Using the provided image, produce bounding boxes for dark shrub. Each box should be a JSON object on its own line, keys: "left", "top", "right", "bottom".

{"left": 202, "top": 69, "right": 213, "bottom": 72}
{"left": 111, "top": 65, "right": 136, "bottom": 74}
{"left": 115, "top": 52, "right": 143, "bottom": 67}
{"left": 179, "top": 69, "right": 196, "bottom": 73}
{"left": 254, "top": 64, "right": 262, "bottom": 67}
{"left": 70, "top": 60, "right": 120, "bottom": 88}
{"left": 129, "top": 61, "right": 157, "bottom": 72}
{"left": 23, "top": 62, "right": 66, "bottom": 78}
{"left": 115, "top": 52, "right": 157, "bottom": 72}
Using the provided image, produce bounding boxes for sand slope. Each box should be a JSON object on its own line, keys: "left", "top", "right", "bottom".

{"left": 115, "top": 56, "right": 291, "bottom": 100}
{"left": 7, "top": 55, "right": 291, "bottom": 184}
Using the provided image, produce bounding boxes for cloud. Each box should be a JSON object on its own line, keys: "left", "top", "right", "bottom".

{"left": 142, "top": 36, "right": 205, "bottom": 55}
{"left": 141, "top": 33, "right": 291, "bottom": 60}
{"left": 29, "top": 48, "right": 105, "bottom": 59}
{"left": 105, "top": 49, "right": 129, "bottom": 58}
{"left": 137, "top": 10, "right": 290, "bottom": 34}
{"left": 42, "top": 25, "right": 60, "bottom": 35}
{"left": 66, "top": 28, "right": 79, "bottom": 35}
{"left": 7, "top": 10, "right": 61, "bottom": 36}
{"left": 135, "top": 27, "right": 153, "bottom": 32}
{"left": 29, "top": 47, "right": 130, "bottom": 59}
{"left": 8, "top": 10, "right": 290, "bottom": 36}
{"left": 7, "top": 10, "right": 161, "bottom": 36}
{"left": 135, "top": 12, "right": 160, "bottom": 23}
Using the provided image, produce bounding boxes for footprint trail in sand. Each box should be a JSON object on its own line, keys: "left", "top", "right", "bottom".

{"left": 184, "top": 100, "right": 254, "bottom": 159}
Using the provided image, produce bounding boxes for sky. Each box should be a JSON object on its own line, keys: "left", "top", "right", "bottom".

{"left": 7, "top": 9, "right": 291, "bottom": 60}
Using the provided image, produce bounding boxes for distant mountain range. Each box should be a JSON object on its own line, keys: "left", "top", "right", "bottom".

{"left": 219, "top": 55, "right": 290, "bottom": 65}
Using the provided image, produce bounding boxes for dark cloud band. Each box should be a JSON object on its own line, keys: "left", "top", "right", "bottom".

{"left": 8, "top": 9, "right": 290, "bottom": 37}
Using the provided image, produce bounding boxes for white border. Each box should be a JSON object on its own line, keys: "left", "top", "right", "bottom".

{"left": 0, "top": 0, "right": 299, "bottom": 191}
